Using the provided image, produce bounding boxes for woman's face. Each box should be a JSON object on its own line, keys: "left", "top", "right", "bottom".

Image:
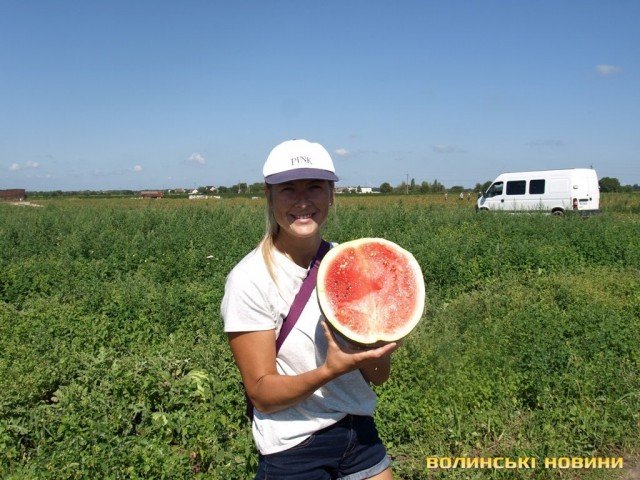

{"left": 267, "top": 179, "right": 333, "bottom": 242}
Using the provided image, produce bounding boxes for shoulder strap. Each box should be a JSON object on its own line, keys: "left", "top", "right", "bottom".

{"left": 246, "top": 239, "right": 331, "bottom": 420}
{"left": 275, "top": 239, "right": 331, "bottom": 353}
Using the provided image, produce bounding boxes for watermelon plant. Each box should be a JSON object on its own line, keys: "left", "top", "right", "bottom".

{"left": 0, "top": 194, "right": 638, "bottom": 479}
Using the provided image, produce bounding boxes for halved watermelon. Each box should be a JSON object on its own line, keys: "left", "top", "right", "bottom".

{"left": 317, "top": 238, "right": 425, "bottom": 345}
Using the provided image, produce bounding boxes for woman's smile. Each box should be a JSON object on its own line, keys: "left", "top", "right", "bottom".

{"left": 289, "top": 212, "right": 315, "bottom": 222}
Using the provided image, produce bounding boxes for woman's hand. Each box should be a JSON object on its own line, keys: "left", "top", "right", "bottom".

{"left": 228, "top": 327, "right": 374, "bottom": 414}
{"left": 321, "top": 321, "right": 399, "bottom": 384}
{"left": 228, "top": 322, "right": 400, "bottom": 415}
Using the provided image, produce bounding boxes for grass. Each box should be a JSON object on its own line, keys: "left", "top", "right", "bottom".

{"left": 0, "top": 193, "right": 638, "bottom": 479}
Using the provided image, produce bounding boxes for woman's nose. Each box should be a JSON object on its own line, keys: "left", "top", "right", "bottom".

{"left": 293, "top": 189, "right": 310, "bottom": 205}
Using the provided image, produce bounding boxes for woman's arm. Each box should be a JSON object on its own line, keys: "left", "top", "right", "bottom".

{"left": 228, "top": 329, "right": 335, "bottom": 413}
{"left": 228, "top": 322, "right": 398, "bottom": 414}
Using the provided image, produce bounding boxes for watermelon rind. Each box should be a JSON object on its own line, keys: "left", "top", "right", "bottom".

{"left": 317, "top": 237, "right": 425, "bottom": 345}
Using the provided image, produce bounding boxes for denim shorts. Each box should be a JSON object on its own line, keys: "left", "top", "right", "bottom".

{"left": 254, "top": 414, "right": 391, "bottom": 480}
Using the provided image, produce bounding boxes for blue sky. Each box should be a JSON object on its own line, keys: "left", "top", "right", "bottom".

{"left": 1, "top": 1, "right": 638, "bottom": 191}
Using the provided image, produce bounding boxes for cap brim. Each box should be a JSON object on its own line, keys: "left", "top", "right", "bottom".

{"left": 265, "top": 168, "right": 339, "bottom": 185}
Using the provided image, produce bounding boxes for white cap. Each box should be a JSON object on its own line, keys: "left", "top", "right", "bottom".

{"left": 263, "top": 139, "right": 339, "bottom": 184}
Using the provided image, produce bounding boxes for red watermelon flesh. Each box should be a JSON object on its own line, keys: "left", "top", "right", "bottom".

{"left": 317, "top": 238, "right": 425, "bottom": 344}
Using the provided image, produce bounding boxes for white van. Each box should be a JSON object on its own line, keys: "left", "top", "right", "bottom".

{"left": 477, "top": 168, "right": 600, "bottom": 215}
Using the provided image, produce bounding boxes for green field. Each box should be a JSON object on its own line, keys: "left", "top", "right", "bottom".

{"left": 1, "top": 194, "right": 639, "bottom": 479}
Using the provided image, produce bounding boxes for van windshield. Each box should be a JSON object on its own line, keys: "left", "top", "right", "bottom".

{"left": 485, "top": 182, "right": 503, "bottom": 198}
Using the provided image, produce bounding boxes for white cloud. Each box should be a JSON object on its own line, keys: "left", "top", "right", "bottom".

{"left": 132, "top": 165, "right": 143, "bottom": 172}
{"left": 334, "top": 148, "right": 349, "bottom": 157}
{"left": 8, "top": 161, "right": 40, "bottom": 171}
{"left": 187, "top": 152, "right": 206, "bottom": 165}
{"left": 527, "top": 139, "right": 565, "bottom": 147}
{"left": 596, "top": 64, "right": 622, "bottom": 76}
{"left": 432, "top": 144, "right": 465, "bottom": 154}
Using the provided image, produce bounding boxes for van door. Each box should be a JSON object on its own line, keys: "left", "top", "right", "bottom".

{"left": 572, "top": 172, "right": 600, "bottom": 212}
{"left": 505, "top": 180, "right": 526, "bottom": 210}
{"left": 479, "top": 181, "right": 504, "bottom": 210}
{"left": 528, "top": 178, "right": 546, "bottom": 211}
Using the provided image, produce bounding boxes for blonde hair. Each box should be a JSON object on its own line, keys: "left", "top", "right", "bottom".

{"left": 260, "top": 182, "right": 334, "bottom": 284}
{"left": 260, "top": 188, "right": 280, "bottom": 284}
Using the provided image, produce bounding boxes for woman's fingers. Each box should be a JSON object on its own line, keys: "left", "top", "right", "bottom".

{"left": 322, "top": 321, "right": 399, "bottom": 362}
{"left": 371, "top": 341, "right": 399, "bottom": 358}
{"left": 321, "top": 320, "right": 339, "bottom": 346}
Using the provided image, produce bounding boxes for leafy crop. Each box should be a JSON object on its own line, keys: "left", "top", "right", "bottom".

{"left": 1, "top": 195, "right": 638, "bottom": 479}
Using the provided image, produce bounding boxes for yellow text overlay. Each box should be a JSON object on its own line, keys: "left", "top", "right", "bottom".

{"left": 426, "top": 457, "right": 624, "bottom": 469}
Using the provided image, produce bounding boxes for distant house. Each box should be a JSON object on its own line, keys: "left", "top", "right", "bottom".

{"left": 0, "top": 189, "right": 26, "bottom": 201}
{"left": 140, "top": 190, "right": 164, "bottom": 199}
{"left": 335, "top": 186, "right": 375, "bottom": 194}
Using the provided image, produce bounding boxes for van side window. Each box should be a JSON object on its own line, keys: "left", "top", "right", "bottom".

{"left": 506, "top": 180, "right": 526, "bottom": 195}
{"left": 529, "top": 179, "right": 545, "bottom": 194}
{"left": 485, "top": 182, "right": 503, "bottom": 198}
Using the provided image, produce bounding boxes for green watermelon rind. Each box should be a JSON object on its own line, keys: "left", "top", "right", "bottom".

{"left": 317, "top": 237, "right": 426, "bottom": 345}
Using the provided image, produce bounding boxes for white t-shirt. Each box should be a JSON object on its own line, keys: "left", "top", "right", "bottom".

{"left": 221, "top": 244, "right": 377, "bottom": 455}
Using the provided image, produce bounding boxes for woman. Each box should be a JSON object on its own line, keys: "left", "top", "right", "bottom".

{"left": 221, "top": 139, "right": 398, "bottom": 479}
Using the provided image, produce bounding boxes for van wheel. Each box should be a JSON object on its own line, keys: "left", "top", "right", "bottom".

{"left": 552, "top": 209, "right": 564, "bottom": 216}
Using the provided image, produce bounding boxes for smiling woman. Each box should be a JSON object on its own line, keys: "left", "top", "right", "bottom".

{"left": 221, "top": 139, "right": 397, "bottom": 479}
{"left": 267, "top": 179, "right": 333, "bottom": 264}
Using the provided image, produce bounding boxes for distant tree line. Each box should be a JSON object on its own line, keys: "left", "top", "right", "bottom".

{"left": 381, "top": 177, "right": 639, "bottom": 195}
{"left": 25, "top": 177, "right": 639, "bottom": 198}
{"left": 201, "top": 176, "right": 639, "bottom": 196}
{"left": 598, "top": 177, "right": 639, "bottom": 193}
{"left": 28, "top": 190, "right": 139, "bottom": 198}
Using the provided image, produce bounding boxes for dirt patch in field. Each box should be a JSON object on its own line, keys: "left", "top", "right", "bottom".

{"left": 9, "top": 201, "right": 42, "bottom": 207}
{"left": 622, "top": 456, "right": 640, "bottom": 480}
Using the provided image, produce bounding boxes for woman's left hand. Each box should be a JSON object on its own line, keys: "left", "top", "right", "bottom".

{"left": 321, "top": 321, "right": 399, "bottom": 385}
